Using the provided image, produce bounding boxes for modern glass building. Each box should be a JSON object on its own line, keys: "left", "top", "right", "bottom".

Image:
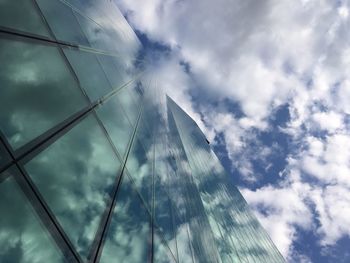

{"left": 0, "top": 0, "right": 285, "bottom": 262}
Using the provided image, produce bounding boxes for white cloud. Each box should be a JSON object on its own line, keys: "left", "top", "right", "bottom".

{"left": 310, "top": 185, "right": 350, "bottom": 246}
{"left": 312, "top": 111, "right": 343, "bottom": 132}
{"left": 241, "top": 181, "right": 313, "bottom": 260}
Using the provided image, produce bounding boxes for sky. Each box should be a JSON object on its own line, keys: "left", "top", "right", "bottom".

{"left": 114, "top": 0, "right": 350, "bottom": 262}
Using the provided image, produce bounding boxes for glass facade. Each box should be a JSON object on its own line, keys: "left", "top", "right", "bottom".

{"left": 0, "top": 1, "right": 284, "bottom": 262}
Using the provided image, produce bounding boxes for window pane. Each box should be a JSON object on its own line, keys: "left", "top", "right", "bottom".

{"left": 36, "top": 0, "right": 89, "bottom": 46}
{"left": 96, "top": 96, "right": 133, "bottom": 158}
{"left": 0, "top": 167, "right": 67, "bottom": 263}
{"left": 0, "top": 37, "right": 88, "bottom": 150}
{"left": 99, "top": 175, "right": 150, "bottom": 263}
{"left": 64, "top": 49, "right": 112, "bottom": 102}
{"left": 0, "top": 0, "right": 50, "bottom": 37}
{"left": 24, "top": 115, "right": 121, "bottom": 260}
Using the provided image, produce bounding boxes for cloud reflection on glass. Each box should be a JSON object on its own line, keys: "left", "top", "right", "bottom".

{"left": 24, "top": 115, "right": 121, "bottom": 260}
{"left": 0, "top": 167, "right": 66, "bottom": 263}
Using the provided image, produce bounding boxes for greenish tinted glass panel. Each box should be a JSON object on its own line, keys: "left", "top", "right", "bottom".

{"left": 0, "top": 0, "right": 50, "bottom": 37}
{"left": 64, "top": 49, "right": 112, "bottom": 102}
{"left": 73, "top": 11, "right": 112, "bottom": 52}
{"left": 36, "top": 0, "right": 90, "bottom": 46}
{"left": 99, "top": 175, "right": 150, "bottom": 263}
{"left": 65, "top": 0, "right": 141, "bottom": 60}
{"left": 96, "top": 96, "right": 133, "bottom": 159}
{"left": 125, "top": 138, "right": 152, "bottom": 211}
{"left": 0, "top": 168, "right": 66, "bottom": 263}
{"left": 154, "top": 234, "right": 176, "bottom": 263}
{"left": 117, "top": 87, "right": 139, "bottom": 127}
{"left": 0, "top": 141, "right": 11, "bottom": 169}
{"left": 24, "top": 115, "right": 121, "bottom": 260}
{"left": 0, "top": 37, "right": 88, "bottom": 150}
{"left": 98, "top": 55, "right": 126, "bottom": 90}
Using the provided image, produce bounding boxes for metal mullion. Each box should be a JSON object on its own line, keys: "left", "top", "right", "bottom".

{"left": 151, "top": 112, "right": 156, "bottom": 263}
{"left": 0, "top": 26, "right": 77, "bottom": 48}
{"left": 0, "top": 132, "right": 15, "bottom": 174}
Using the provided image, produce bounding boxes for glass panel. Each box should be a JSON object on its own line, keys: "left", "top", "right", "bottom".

{"left": 0, "top": 167, "right": 66, "bottom": 263}
{"left": 154, "top": 234, "right": 177, "bottom": 263}
{"left": 99, "top": 174, "right": 150, "bottom": 263}
{"left": 24, "top": 115, "right": 121, "bottom": 260}
{"left": 73, "top": 11, "right": 114, "bottom": 52}
{"left": 64, "top": 49, "right": 112, "bottom": 102}
{"left": 117, "top": 87, "right": 140, "bottom": 127}
{"left": 0, "top": 0, "right": 50, "bottom": 37}
{"left": 98, "top": 55, "right": 126, "bottom": 90}
{"left": 125, "top": 138, "right": 152, "bottom": 211}
{"left": 0, "top": 141, "right": 11, "bottom": 169}
{"left": 36, "top": 0, "right": 90, "bottom": 46}
{"left": 0, "top": 37, "right": 88, "bottom": 150}
{"left": 65, "top": 0, "right": 141, "bottom": 61}
{"left": 96, "top": 96, "right": 133, "bottom": 159}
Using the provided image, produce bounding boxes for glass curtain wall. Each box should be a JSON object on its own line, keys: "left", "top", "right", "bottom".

{"left": 0, "top": 1, "right": 285, "bottom": 263}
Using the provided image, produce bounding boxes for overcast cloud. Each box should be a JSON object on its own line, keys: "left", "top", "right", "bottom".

{"left": 115, "top": 0, "right": 350, "bottom": 261}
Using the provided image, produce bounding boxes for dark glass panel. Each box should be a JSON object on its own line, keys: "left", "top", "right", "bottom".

{"left": 96, "top": 96, "right": 133, "bottom": 159}
{"left": 36, "top": 0, "right": 90, "bottom": 46}
{"left": 0, "top": 141, "right": 11, "bottom": 169}
{"left": 0, "top": 0, "right": 50, "bottom": 37}
{"left": 0, "top": 167, "right": 67, "bottom": 263}
{"left": 0, "top": 37, "right": 88, "bottom": 150}
{"left": 24, "top": 115, "right": 121, "bottom": 260}
{"left": 99, "top": 174, "right": 150, "bottom": 263}
{"left": 64, "top": 49, "right": 112, "bottom": 102}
